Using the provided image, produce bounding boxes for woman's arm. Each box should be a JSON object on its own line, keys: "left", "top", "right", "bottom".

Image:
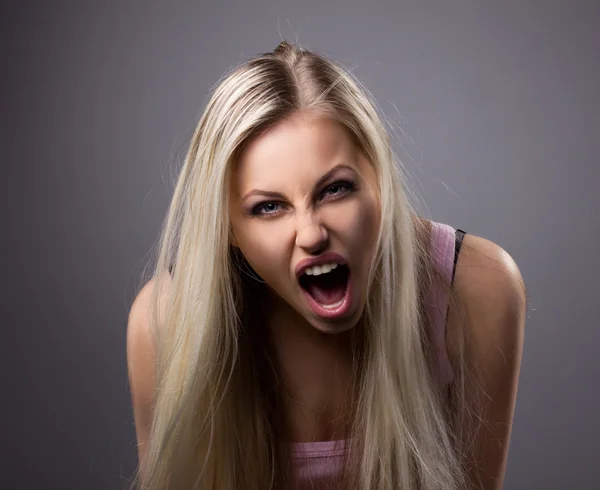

{"left": 126, "top": 279, "right": 158, "bottom": 476}
{"left": 448, "top": 234, "right": 526, "bottom": 490}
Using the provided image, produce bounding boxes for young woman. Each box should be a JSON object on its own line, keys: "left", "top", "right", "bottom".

{"left": 127, "top": 41, "right": 526, "bottom": 490}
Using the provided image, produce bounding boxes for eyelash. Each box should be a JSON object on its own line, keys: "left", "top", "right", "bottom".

{"left": 250, "top": 180, "right": 358, "bottom": 217}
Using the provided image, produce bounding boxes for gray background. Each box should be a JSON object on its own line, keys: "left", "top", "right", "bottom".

{"left": 3, "top": 1, "right": 598, "bottom": 489}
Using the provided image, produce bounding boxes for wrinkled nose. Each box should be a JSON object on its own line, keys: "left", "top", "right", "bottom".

{"left": 295, "top": 215, "right": 329, "bottom": 254}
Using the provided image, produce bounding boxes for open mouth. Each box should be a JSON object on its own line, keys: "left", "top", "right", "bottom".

{"left": 299, "top": 263, "right": 351, "bottom": 311}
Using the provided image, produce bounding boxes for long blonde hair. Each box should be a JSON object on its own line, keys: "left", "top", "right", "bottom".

{"left": 134, "top": 41, "right": 481, "bottom": 489}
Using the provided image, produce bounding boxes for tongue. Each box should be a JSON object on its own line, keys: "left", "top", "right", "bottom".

{"left": 305, "top": 277, "right": 347, "bottom": 305}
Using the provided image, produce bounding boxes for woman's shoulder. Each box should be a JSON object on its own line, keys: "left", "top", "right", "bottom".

{"left": 127, "top": 276, "right": 173, "bottom": 358}
{"left": 446, "top": 232, "right": 526, "bottom": 487}
{"left": 416, "top": 218, "right": 522, "bottom": 291}
{"left": 127, "top": 278, "right": 163, "bottom": 408}
{"left": 451, "top": 233, "right": 526, "bottom": 314}
{"left": 437, "top": 221, "right": 526, "bottom": 343}
{"left": 127, "top": 279, "right": 158, "bottom": 467}
{"left": 127, "top": 276, "right": 173, "bottom": 467}
{"left": 447, "top": 230, "right": 526, "bottom": 397}
{"left": 419, "top": 217, "right": 525, "bottom": 377}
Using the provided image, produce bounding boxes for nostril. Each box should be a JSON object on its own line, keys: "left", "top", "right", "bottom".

{"left": 294, "top": 225, "right": 329, "bottom": 253}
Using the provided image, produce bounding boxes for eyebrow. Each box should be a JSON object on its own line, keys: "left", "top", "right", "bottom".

{"left": 240, "top": 163, "right": 357, "bottom": 203}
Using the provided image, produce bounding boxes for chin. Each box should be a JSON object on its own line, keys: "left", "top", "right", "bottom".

{"left": 309, "top": 319, "right": 357, "bottom": 335}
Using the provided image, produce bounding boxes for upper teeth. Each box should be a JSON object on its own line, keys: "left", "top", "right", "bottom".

{"left": 304, "top": 262, "right": 339, "bottom": 276}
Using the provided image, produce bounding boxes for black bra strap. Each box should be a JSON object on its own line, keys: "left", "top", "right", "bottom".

{"left": 451, "top": 229, "right": 466, "bottom": 286}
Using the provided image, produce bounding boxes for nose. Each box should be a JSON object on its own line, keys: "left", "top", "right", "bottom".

{"left": 295, "top": 213, "right": 329, "bottom": 254}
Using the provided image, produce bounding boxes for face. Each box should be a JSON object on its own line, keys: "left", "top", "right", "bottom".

{"left": 229, "top": 113, "right": 381, "bottom": 334}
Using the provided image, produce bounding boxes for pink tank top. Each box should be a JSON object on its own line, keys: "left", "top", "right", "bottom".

{"left": 290, "top": 222, "right": 460, "bottom": 489}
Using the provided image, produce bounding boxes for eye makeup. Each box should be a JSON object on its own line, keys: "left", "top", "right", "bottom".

{"left": 247, "top": 178, "right": 359, "bottom": 218}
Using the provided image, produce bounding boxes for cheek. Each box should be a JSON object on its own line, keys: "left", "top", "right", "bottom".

{"left": 235, "top": 223, "right": 293, "bottom": 284}
{"left": 331, "top": 197, "right": 380, "bottom": 251}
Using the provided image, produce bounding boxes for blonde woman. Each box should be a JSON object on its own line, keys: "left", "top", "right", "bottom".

{"left": 127, "top": 41, "right": 526, "bottom": 490}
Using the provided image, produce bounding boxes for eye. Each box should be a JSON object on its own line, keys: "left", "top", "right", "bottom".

{"left": 321, "top": 180, "right": 357, "bottom": 200}
{"left": 251, "top": 201, "right": 283, "bottom": 216}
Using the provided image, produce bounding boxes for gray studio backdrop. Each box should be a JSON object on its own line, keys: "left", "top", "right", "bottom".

{"left": 3, "top": 1, "right": 598, "bottom": 489}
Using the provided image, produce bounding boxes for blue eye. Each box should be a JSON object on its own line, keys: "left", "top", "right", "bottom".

{"left": 248, "top": 180, "right": 357, "bottom": 218}
{"left": 321, "top": 180, "right": 356, "bottom": 199}
{"left": 251, "top": 201, "right": 281, "bottom": 216}
{"left": 325, "top": 184, "right": 344, "bottom": 195}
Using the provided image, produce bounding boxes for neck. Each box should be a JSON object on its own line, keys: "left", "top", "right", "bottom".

{"left": 266, "top": 292, "right": 355, "bottom": 443}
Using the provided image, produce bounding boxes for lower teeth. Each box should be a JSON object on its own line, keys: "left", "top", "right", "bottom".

{"left": 318, "top": 297, "right": 345, "bottom": 309}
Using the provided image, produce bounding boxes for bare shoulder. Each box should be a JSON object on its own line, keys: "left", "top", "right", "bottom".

{"left": 128, "top": 279, "right": 154, "bottom": 333}
{"left": 451, "top": 233, "right": 526, "bottom": 335}
{"left": 448, "top": 233, "right": 526, "bottom": 376}
{"left": 447, "top": 233, "right": 526, "bottom": 489}
{"left": 127, "top": 278, "right": 161, "bottom": 467}
{"left": 127, "top": 276, "right": 172, "bottom": 363}
{"left": 127, "top": 279, "right": 158, "bottom": 372}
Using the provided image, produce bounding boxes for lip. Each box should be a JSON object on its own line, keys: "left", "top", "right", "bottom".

{"left": 294, "top": 251, "right": 349, "bottom": 279}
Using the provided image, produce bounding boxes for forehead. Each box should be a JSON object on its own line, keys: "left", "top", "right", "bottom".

{"left": 231, "top": 114, "right": 360, "bottom": 195}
